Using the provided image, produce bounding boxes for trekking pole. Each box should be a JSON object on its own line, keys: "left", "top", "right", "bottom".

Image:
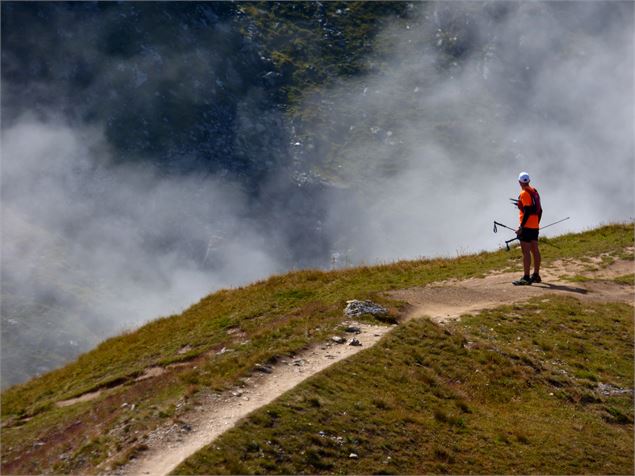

{"left": 504, "top": 236, "right": 518, "bottom": 251}
{"left": 538, "top": 216, "right": 570, "bottom": 230}
{"left": 494, "top": 220, "right": 519, "bottom": 250}
{"left": 501, "top": 217, "right": 571, "bottom": 251}
{"left": 493, "top": 221, "right": 516, "bottom": 233}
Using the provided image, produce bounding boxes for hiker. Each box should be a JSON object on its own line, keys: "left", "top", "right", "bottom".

{"left": 513, "top": 172, "right": 542, "bottom": 286}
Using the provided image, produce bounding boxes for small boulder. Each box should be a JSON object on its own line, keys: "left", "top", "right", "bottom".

{"left": 180, "top": 423, "right": 192, "bottom": 433}
{"left": 344, "top": 300, "right": 388, "bottom": 318}
{"left": 331, "top": 336, "right": 346, "bottom": 344}
{"left": 349, "top": 338, "right": 362, "bottom": 347}
{"left": 254, "top": 364, "right": 273, "bottom": 374}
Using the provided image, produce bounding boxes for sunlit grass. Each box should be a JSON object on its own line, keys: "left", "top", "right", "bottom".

{"left": 1, "top": 223, "right": 633, "bottom": 474}
{"left": 175, "top": 297, "right": 633, "bottom": 475}
{"left": 613, "top": 274, "right": 634, "bottom": 285}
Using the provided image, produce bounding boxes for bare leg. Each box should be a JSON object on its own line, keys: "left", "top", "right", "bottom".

{"left": 530, "top": 241, "right": 541, "bottom": 275}
{"left": 520, "top": 241, "right": 531, "bottom": 276}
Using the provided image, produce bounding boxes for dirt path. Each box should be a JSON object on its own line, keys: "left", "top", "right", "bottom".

{"left": 114, "top": 258, "right": 633, "bottom": 476}
{"left": 388, "top": 257, "right": 634, "bottom": 324}
{"left": 116, "top": 322, "right": 394, "bottom": 476}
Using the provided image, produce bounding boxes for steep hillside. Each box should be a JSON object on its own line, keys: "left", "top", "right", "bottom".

{"left": 1, "top": 224, "right": 632, "bottom": 474}
{"left": 3, "top": 1, "right": 632, "bottom": 389}
{"left": 177, "top": 298, "right": 633, "bottom": 475}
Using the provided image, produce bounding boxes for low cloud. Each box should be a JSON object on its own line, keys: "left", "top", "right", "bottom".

{"left": 306, "top": 1, "right": 633, "bottom": 260}
{"left": 1, "top": 118, "right": 287, "bottom": 385}
{"left": 2, "top": 118, "right": 284, "bottom": 322}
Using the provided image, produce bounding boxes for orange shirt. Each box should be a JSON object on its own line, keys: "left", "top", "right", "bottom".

{"left": 518, "top": 186, "right": 540, "bottom": 229}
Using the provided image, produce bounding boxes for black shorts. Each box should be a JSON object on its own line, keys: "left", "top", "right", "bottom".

{"left": 518, "top": 227, "right": 539, "bottom": 242}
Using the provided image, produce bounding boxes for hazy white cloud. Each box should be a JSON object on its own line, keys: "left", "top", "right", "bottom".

{"left": 1, "top": 118, "right": 283, "bottom": 338}
{"left": 310, "top": 1, "right": 633, "bottom": 260}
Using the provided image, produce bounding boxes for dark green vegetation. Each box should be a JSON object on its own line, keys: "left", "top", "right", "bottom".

{"left": 1, "top": 223, "right": 633, "bottom": 474}
{"left": 176, "top": 297, "right": 633, "bottom": 475}
{"left": 239, "top": 2, "right": 412, "bottom": 100}
{"left": 2, "top": 1, "right": 418, "bottom": 176}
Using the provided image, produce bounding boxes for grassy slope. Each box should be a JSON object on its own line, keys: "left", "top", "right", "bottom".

{"left": 176, "top": 297, "right": 633, "bottom": 475}
{"left": 1, "top": 224, "right": 633, "bottom": 473}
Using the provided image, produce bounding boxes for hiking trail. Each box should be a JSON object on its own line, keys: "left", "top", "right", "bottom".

{"left": 112, "top": 255, "right": 633, "bottom": 476}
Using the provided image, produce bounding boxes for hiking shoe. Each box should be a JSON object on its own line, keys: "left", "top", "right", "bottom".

{"left": 512, "top": 276, "right": 532, "bottom": 286}
{"left": 530, "top": 273, "right": 542, "bottom": 284}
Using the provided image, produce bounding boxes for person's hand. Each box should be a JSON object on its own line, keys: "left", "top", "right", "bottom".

{"left": 516, "top": 227, "right": 522, "bottom": 236}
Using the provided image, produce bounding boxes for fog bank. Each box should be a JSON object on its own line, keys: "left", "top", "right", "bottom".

{"left": 308, "top": 1, "right": 633, "bottom": 261}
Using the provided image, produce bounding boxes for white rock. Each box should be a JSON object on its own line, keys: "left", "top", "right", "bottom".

{"left": 344, "top": 300, "right": 388, "bottom": 318}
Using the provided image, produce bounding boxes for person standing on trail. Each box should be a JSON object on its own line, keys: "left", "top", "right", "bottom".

{"left": 513, "top": 172, "right": 542, "bottom": 286}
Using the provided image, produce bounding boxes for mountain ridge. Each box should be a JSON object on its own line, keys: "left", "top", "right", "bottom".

{"left": 1, "top": 223, "right": 633, "bottom": 474}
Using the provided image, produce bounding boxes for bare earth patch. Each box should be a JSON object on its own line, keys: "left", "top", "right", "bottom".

{"left": 135, "top": 367, "right": 166, "bottom": 382}
{"left": 56, "top": 389, "right": 103, "bottom": 408}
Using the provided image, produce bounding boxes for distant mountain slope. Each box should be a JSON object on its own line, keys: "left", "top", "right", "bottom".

{"left": 2, "top": 1, "right": 414, "bottom": 180}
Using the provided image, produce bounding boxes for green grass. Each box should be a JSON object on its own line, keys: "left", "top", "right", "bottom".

{"left": 1, "top": 223, "right": 633, "bottom": 474}
{"left": 175, "top": 296, "right": 633, "bottom": 475}
{"left": 562, "top": 272, "right": 634, "bottom": 285}
{"left": 613, "top": 274, "right": 634, "bottom": 285}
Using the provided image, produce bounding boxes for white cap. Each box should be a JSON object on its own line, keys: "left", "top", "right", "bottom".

{"left": 518, "top": 172, "right": 530, "bottom": 183}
